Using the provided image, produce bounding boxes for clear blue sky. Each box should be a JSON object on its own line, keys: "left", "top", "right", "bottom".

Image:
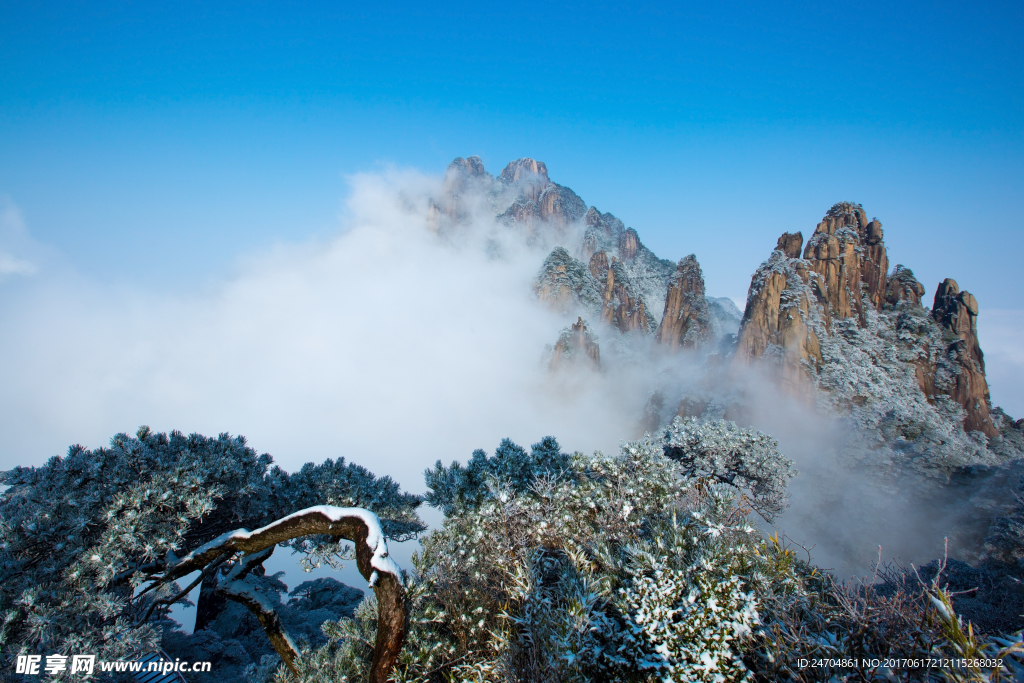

{"left": 1, "top": 1, "right": 1023, "bottom": 416}
{"left": 3, "top": 0, "right": 1022, "bottom": 298}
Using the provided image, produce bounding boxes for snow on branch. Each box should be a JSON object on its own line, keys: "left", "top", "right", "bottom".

{"left": 151, "top": 506, "right": 406, "bottom": 683}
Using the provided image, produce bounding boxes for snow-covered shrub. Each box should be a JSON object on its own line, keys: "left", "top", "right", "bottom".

{"left": 163, "top": 573, "right": 363, "bottom": 683}
{"left": 616, "top": 502, "right": 761, "bottom": 683}
{"left": 255, "top": 596, "right": 380, "bottom": 683}
{"left": 620, "top": 564, "right": 757, "bottom": 682}
{"left": 299, "top": 432, "right": 771, "bottom": 682}
{"left": 662, "top": 417, "right": 796, "bottom": 522}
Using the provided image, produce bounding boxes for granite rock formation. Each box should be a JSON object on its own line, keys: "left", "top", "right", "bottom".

{"left": 496, "top": 158, "right": 587, "bottom": 238}
{"left": 549, "top": 317, "right": 601, "bottom": 371}
{"left": 734, "top": 248, "right": 822, "bottom": 398}
{"left": 427, "top": 156, "right": 493, "bottom": 233}
{"left": 801, "top": 202, "right": 888, "bottom": 325}
{"left": 589, "top": 252, "right": 652, "bottom": 334}
{"left": 535, "top": 248, "right": 602, "bottom": 314}
{"left": 429, "top": 158, "right": 1014, "bottom": 465}
{"left": 582, "top": 208, "right": 625, "bottom": 262}
{"left": 885, "top": 265, "right": 927, "bottom": 306}
{"left": 931, "top": 278, "right": 996, "bottom": 436}
{"left": 776, "top": 232, "right": 803, "bottom": 259}
{"left": 734, "top": 201, "right": 1005, "bottom": 457}
{"left": 655, "top": 255, "right": 713, "bottom": 350}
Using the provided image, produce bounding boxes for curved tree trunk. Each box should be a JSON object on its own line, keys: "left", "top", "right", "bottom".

{"left": 157, "top": 506, "right": 408, "bottom": 683}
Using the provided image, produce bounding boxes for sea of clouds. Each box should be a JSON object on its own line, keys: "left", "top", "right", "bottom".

{"left": 2, "top": 169, "right": 1023, "bottom": 622}
{"left": 0, "top": 173, "right": 666, "bottom": 493}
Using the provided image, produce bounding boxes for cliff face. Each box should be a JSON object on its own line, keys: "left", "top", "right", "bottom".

{"left": 886, "top": 265, "right": 926, "bottom": 307}
{"left": 582, "top": 208, "right": 625, "bottom": 262}
{"left": 801, "top": 202, "right": 888, "bottom": 325}
{"left": 588, "top": 252, "right": 652, "bottom": 334}
{"left": 734, "top": 249, "right": 822, "bottom": 398}
{"left": 655, "top": 255, "right": 713, "bottom": 350}
{"left": 931, "top": 278, "right": 995, "bottom": 436}
{"left": 735, "top": 201, "right": 1001, "bottom": 447}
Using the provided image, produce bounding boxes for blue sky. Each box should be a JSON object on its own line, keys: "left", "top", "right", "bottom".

{"left": 3, "top": 1, "right": 1022, "bottom": 295}
{"left": 1, "top": 0, "right": 1023, "bottom": 446}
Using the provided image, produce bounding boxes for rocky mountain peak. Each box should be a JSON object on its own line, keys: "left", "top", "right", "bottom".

{"left": 932, "top": 278, "right": 995, "bottom": 436}
{"left": 446, "top": 155, "right": 488, "bottom": 180}
{"left": 802, "top": 201, "right": 888, "bottom": 323}
{"left": 776, "top": 232, "right": 803, "bottom": 259}
{"left": 885, "top": 265, "right": 926, "bottom": 306}
{"left": 733, "top": 206, "right": 1005, "bottom": 446}
{"left": 429, "top": 156, "right": 494, "bottom": 232}
{"left": 498, "top": 158, "right": 550, "bottom": 196}
{"left": 655, "top": 254, "right": 713, "bottom": 350}
{"left": 494, "top": 158, "right": 586, "bottom": 234}
{"left": 549, "top": 317, "right": 600, "bottom": 371}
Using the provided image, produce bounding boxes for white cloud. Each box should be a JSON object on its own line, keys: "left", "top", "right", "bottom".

{"left": 0, "top": 170, "right": 660, "bottom": 492}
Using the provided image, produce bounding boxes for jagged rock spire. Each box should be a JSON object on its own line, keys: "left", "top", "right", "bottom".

{"left": 587, "top": 251, "right": 651, "bottom": 334}
{"left": 931, "top": 278, "right": 996, "bottom": 436}
{"left": 885, "top": 265, "right": 926, "bottom": 306}
{"left": 655, "top": 255, "right": 712, "bottom": 350}
{"left": 802, "top": 202, "right": 889, "bottom": 324}
{"left": 734, "top": 248, "right": 822, "bottom": 399}
{"left": 776, "top": 232, "right": 803, "bottom": 259}
{"left": 549, "top": 317, "right": 600, "bottom": 371}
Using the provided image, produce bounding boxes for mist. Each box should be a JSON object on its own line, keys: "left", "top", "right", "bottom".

{"left": 0, "top": 170, "right": 664, "bottom": 493}
{"left": 743, "top": 384, "right": 1001, "bottom": 580}
{"left": 2, "top": 168, "right": 1022, "bottom": 592}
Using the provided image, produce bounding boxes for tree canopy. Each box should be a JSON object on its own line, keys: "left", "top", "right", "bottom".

{"left": 0, "top": 427, "right": 423, "bottom": 672}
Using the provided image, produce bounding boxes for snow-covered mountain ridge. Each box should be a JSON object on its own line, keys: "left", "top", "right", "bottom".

{"left": 428, "top": 156, "right": 1023, "bottom": 480}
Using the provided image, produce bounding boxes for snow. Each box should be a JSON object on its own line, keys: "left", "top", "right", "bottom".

{"left": 182, "top": 505, "right": 402, "bottom": 586}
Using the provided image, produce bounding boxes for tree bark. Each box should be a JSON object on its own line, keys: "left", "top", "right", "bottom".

{"left": 194, "top": 571, "right": 227, "bottom": 633}
{"left": 157, "top": 506, "right": 408, "bottom": 683}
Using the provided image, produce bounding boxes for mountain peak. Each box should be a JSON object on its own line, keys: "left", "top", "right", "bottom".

{"left": 498, "top": 158, "right": 549, "bottom": 187}
{"left": 446, "top": 156, "right": 488, "bottom": 179}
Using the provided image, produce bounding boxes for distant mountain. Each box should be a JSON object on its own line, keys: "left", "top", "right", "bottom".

{"left": 428, "top": 156, "right": 1024, "bottom": 480}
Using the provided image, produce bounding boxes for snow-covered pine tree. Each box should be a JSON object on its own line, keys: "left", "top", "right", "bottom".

{"left": 0, "top": 426, "right": 424, "bottom": 681}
